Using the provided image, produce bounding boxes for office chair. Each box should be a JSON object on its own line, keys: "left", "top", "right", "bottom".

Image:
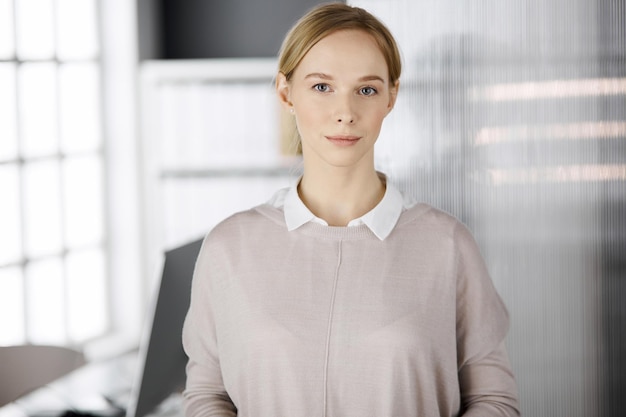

{"left": 0, "top": 344, "right": 86, "bottom": 406}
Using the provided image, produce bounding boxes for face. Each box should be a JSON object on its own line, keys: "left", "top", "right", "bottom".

{"left": 277, "top": 29, "right": 398, "bottom": 170}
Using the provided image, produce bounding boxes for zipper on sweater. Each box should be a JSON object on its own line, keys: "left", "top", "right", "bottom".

{"left": 322, "top": 240, "right": 342, "bottom": 417}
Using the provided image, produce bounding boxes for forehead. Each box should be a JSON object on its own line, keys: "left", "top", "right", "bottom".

{"left": 294, "top": 29, "right": 389, "bottom": 80}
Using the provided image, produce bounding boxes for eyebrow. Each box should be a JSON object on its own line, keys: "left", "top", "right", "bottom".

{"left": 304, "top": 72, "right": 385, "bottom": 83}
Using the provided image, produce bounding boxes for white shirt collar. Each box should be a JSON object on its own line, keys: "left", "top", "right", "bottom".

{"left": 267, "top": 173, "right": 409, "bottom": 240}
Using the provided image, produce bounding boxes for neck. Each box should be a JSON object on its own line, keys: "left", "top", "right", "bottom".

{"left": 298, "top": 163, "right": 385, "bottom": 227}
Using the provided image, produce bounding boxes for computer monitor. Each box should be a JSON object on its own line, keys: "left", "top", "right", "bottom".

{"left": 125, "top": 238, "right": 203, "bottom": 417}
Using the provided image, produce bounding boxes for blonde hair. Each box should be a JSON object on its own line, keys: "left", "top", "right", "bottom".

{"left": 278, "top": 2, "right": 402, "bottom": 85}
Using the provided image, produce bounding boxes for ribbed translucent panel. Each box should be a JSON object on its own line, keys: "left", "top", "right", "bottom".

{"left": 351, "top": 0, "right": 625, "bottom": 415}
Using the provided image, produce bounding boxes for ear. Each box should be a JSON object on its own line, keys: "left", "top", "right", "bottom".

{"left": 386, "top": 80, "right": 400, "bottom": 114}
{"left": 276, "top": 72, "right": 293, "bottom": 112}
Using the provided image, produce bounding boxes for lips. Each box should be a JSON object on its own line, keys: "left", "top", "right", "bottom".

{"left": 325, "top": 135, "right": 361, "bottom": 146}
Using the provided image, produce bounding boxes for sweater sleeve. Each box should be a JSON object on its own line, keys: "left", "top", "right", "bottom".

{"left": 454, "top": 222, "right": 521, "bottom": 416}
{"left": 459, "top": 341, "right": 520, "bottom": 416}
{"left": 182, "top": 236, "right": 237, "bottom": 417}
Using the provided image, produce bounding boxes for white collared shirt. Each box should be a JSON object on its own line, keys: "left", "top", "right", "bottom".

{"left": 267, "top": 174, "right": 415, "bottom": 240}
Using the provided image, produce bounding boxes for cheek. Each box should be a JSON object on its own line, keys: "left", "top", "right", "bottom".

{"left": 294, "top": 101, "right": 325, "bottom": 128}
{"left": 367, "top": 107, "right": 391, "bottom": 128}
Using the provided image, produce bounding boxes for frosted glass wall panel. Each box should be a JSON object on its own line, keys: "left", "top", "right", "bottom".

{"left": 351, "top": 0, "right": 625, "bottom": 416}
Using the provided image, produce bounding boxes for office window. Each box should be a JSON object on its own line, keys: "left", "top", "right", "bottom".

{"left": 0, "top": 0, "right": 107, "bottom": 346}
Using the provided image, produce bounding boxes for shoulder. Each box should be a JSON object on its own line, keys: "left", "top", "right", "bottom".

{"left": 393, "top": 203, "right": 482, "bottom": 255}
{"left": 194, "top": 204, "right": 286, "bottom": 270}
{"left": 397, "top": 203, "right": 464, "bottom": 236}
{"left": 206, "top": 204, "right": 283, "bottom": 239}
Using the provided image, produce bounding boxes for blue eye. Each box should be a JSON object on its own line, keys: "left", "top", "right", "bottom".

{"left": 360, "top": 86, "right": 377, "bottom": 96}
{"left": 313, "top": 83, "right": 330, "bottom": 92}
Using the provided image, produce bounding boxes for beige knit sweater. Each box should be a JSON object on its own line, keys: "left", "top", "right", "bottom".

{"left": 182, "top": 203, "right": 520, "bottom": 417}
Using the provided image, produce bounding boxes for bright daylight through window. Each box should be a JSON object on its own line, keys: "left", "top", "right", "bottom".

{"left": 0, "top": 0, "right": 107, "bottom": 346}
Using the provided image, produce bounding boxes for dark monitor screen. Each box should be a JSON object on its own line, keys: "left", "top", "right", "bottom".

{"left": 126, "top": 238, "right": 203, "bottom": 417}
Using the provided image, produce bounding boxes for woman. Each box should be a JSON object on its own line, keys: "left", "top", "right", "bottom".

{"left": 182, "top": 3, "right": 520, "bottom": 416}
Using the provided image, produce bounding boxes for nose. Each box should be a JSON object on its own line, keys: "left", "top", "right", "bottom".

{"left": 334, "top": 95, "right": 355, "bottom": 124}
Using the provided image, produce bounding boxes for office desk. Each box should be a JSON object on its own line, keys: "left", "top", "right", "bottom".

{"left": 0, "top": 352, "right": 183, "bottom": 417}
